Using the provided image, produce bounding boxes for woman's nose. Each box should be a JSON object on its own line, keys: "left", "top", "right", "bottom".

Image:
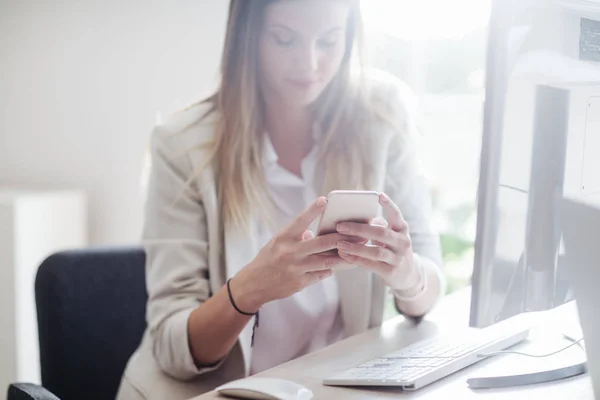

{"left": 294, "top": 42, "right": 319, "bottom": 74}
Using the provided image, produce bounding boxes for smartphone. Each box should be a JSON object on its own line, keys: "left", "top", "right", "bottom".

{"left": 315, "top": 191, "right": 380, "bottom": 265}
{"left": 316, "top": 190, "right": 381, "bottom": 237}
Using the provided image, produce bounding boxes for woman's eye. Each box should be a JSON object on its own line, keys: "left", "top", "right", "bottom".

{"left": 272, "top": 34, "right": 295, "bottom": 47}
{"left": 318, "top": 38, "right": 338, "bottom": 48}
{"left": 319, "top": 39, "right": 337, "bottom": 47}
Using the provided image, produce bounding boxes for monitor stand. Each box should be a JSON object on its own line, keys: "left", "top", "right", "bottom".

{"left": 473, "top": 270, "right": 586, "bottom": 390}
{"left": 466, "top": 330, "right": 587, "bottom": 389}
{"left": 466, "top": 360, "right": 587, "bottom": 389}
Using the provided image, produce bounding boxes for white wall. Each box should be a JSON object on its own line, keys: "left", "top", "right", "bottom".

{"left": 0, "top": 0, "right": 228, "bottom": 244}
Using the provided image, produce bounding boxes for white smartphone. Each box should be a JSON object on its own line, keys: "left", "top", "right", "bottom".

{"left": 316, "top": 190, "right": 381, "bottom": 236}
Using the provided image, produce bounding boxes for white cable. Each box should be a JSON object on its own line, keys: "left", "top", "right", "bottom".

{"left": 478, "top": 334, "right": 584, "bottom": 359}
{"left": 467, "top": 333, "right": 588, "bottom": 389}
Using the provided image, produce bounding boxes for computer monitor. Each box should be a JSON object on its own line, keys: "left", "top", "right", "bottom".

{"left": 470, "top": 0, "right": 600, "bottom": 328}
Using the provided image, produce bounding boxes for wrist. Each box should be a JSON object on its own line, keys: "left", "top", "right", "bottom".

{"left": 229, "top": 266, "right": 266, "bottom": 314}
{"left": 393, "top": 260, "right": 427, "bottom": 301}
{"left": 390, "top": 254, "right": 420, "bottom": 292}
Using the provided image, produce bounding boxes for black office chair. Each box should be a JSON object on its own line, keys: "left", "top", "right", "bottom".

{"left": 7, "top": 247, "right": 148, "bottom": 400}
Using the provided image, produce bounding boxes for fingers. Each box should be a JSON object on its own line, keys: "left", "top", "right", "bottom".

{"left": 338, "top": 252, "right": 394, "bottom": 276}
{"left": 369, "top": 217, "right": 388, "bottom": 247}
{"left": 371, "top": 216, "right": 388, "bottom": 228}
{"left": 379, "top": 193, "right": 407, "bottom": 232}
{"left": 302, "top": 230, "right": 315, "bottom": 241}
{"left": 336, "top": 222, "right": 409, "bottom": 250}
{"left": 285, "top": 197, "right": 328, "bottom": 238}
{"left": 300, "top": 254, "right": 351, "bottom": 272}
{"left": 337, "top": 241, "right": 397, "bottom": 264}
{"left": 296, "top": 232, "right": 357, "bottom": 256}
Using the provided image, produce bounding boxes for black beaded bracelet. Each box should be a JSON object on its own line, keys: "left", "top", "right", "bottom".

{"left": 226, "top": 278, "right": 259, "bottom": 346}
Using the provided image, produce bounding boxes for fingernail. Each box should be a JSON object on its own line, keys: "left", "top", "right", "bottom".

{"left": 339, "top": 252, "right": 350, "bottom": 258}
{"left": 380, "top": 193, "right": 389, "bottom": 203}
{"left": 337, "top": 223, "right": 349, "bottom": 232}
{"left": 317, "top": 197, "right": 327, "bottom": 207}
{"left": 338, "top": 241, "right": 350, "bottom": 250}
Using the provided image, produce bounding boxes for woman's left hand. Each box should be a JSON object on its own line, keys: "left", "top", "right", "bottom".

{"left": 335, "top": 193, "right": 418, "bottom": 290}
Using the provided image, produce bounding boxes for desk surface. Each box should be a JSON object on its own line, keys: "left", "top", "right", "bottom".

{"left": 192, "top": 289, "right": 593, "bottom": 400}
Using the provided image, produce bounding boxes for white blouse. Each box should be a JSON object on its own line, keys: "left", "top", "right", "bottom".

{"left": 249, "top": 134, "right": 345, "bottom": 375}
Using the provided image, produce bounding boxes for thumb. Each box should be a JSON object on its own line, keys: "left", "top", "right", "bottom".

{"left": 302, "top": 230, "right": 315, "bottom": 241}
{"left": 371, "top": 216, "right": 388, "bottom": 227}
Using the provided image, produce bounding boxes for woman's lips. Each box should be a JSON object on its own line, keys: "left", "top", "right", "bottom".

{"left": 285, "top": 78, "right": 320, "bottom": 89}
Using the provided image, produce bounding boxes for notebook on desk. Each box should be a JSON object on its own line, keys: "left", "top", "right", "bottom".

{"left": 560, "top": 198, "right": 600, "bottom": 399}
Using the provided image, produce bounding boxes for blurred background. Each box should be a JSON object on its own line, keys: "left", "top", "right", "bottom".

{"left": 359, "top": 0, "right": 491, "bottom": 317}
{"left": 362, "top": 0, "right": 490, "bottom": 301}
{"left": 0, "top": 0, "right": 490, "bottom": 386}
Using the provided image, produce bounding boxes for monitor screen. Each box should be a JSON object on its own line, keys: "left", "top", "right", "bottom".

{"left": 470, "top": 0, "right": 600, "bottom": 327}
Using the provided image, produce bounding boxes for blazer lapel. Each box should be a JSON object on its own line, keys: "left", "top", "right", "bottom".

{"left": 190, "top": 149, "right": 258, "bottom": 377}
{"left": 335, "top": 267, "right": 372, "bottom": 338}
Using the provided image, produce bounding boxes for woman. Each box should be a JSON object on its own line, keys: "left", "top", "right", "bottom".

{"left": 117, "top": 1, "right": 445, "bottom": 399}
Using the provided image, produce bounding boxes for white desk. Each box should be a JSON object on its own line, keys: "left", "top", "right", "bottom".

{"left": 192, "top": 288, "right": 593, "bottom": 399}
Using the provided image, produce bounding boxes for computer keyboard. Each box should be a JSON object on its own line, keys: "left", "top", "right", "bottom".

{"left": 323, "top": 320, "right": 530, "bottom": 391}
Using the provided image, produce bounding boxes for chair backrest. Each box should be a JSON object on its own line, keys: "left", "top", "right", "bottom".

{"left": 35, "top": 247, "right": 147, "bottom": 400}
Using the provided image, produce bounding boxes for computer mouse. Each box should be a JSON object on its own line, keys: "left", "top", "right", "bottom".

{"left": 215, "top": 377, "right": 314, "bottom": 400}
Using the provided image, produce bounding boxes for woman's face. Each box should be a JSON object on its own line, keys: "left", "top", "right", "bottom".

{"left": 259, "top": 0, "right": 349, "bottom": 108}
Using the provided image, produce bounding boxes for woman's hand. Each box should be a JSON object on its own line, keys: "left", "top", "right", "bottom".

{"left": 335, "top": 193, "right": 420, "bottom": 291}
{"left": 231, "top": 197, "right": 354, "bottom": 313}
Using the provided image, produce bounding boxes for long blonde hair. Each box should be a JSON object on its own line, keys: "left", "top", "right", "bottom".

{"left": 203, "top": 0, "right": 382, "bottom": 231}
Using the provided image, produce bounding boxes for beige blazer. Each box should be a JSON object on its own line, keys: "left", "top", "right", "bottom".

{"left": 117, "top": 73, "right": 444, "bottom": 400}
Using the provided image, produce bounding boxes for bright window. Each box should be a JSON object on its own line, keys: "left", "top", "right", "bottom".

{"left": 361, "top": 1, "right": 492, "bottom": 317}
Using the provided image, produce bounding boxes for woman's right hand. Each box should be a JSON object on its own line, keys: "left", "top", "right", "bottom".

{"left": 230, "top": 196, "right": 353, "bottom": 313}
